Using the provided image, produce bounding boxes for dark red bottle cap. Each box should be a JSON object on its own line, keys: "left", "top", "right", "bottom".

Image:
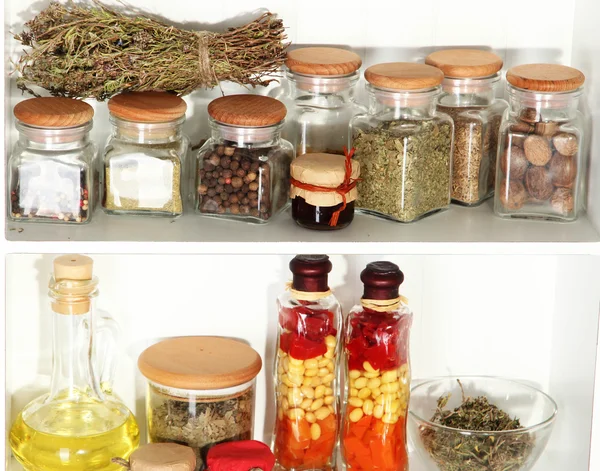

{"left": 289, "top": 255, "right": 332, "bottom": 293}
{"left": 361, "top": 261, "right": 404, "bottom": 300}
{"left": 207, "top": 440, "right": 275, "bottom": 471}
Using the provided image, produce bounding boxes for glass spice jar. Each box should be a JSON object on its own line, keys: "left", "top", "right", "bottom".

{"left": 341, "top": 262, "right": 412, "bottom": 471}
{"left": 195, "top": 95, "right": 294, "bottom": 223}
{"left": 274, "top": 255, "right": 342, "bottom": 471}
{"left": 138, "top": 336, "right": 262, "bottom": 471}
{"left": 102, "top": 92, "right": 189, "bottom": 217}
{"left": 351, "top": 63, "right": 454, "bottom": 223}
{"left": 290, "top": 150, "right": 360, "bottom": 230}
{"left": 494, "top": 64, "right": 585, "bottom": 221}
{"left": 272, "top": 47, "right": 366, "bottom": 155}
{"left": 425, "top": 49, "right": 508, "bottom": 206}
{"left": 7, "top": 97, "right": 97, "bottom": 224}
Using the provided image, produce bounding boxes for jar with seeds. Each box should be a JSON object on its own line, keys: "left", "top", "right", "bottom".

{"left": 494, "top": 64, "right": 585, "bottom": 221}
{"left": 426, "top": 49, "right": 508, "bottom": 206}
{"left": 7, "top": 97, "right": 97, "bottom": 224}
{"left": 274, "top": 255, "right": 342, "bottom": 471}
{"left": 138, "top": 336, "right": 262, "bottom": 471}
{"left": 102, "top": 92, "right": 189, "bottom": 217}
{"left": 194, "top": 95, "right": 293, "bottom": 223}
{"left": 351, "top": 63, "right": 453, "bottom": 223}
{"left": 342, "top": 261, "right": 412, "bottom": 471}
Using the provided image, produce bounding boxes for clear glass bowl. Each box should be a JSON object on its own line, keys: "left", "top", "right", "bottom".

{"left": 408, "top": 376, "right": 557, "bottom": 471}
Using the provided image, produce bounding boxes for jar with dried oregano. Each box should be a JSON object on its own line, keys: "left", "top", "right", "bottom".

{"left": 426, "top": 49, "right": 508, "bottom": 206}
{"left": 494, "top": 64, "right": 585, "bottom": 221}
{"left": 351, "top": 63, "right": 453, "bottom": 223}
{"left": 102, "top": 92, "right": 189, "bottom": 217}
{"left": 138, "top": 336, "right": 262, "bottom": 471}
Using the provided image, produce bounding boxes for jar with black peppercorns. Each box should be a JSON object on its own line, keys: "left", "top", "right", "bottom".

{"left": 494, "top": 64, "right": 585, "bottom": 221}
{"left": 195, "top": 95, "right": 294, "bottom": 223}
{"left": 7, "top": 97, "right": 97, "bottom": 224}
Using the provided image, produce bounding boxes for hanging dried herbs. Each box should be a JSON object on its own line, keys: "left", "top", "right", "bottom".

{"left": 420, "top": 380, "right": 534, "bottom": 471}
{"left": 353, "top": 119, "right": 452, "bottom": 222}
{"left": 14, "top": 2, "right": 287, "bottom": 100}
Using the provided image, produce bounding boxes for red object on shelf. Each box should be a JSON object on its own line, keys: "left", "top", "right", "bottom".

{"left": 279, "top": 305, "right": 336, "bottom": 360}
{"left": 206, "top": 440, "right": 275, "bottom": 471}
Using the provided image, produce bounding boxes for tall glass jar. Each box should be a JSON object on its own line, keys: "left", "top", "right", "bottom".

{"left": 102, "top": 92, "right": 189, "bottom": 217}
{"left": 342, "top": 262, "right": 412, "bottom": 471}
{"left": 7, "top": 97, "right": 97, "bottom": 224}
{"left": 351, "top": 63, "right": 454, "bottom": 223}
{"left": 426, "top": 49, "right": 508, "bottom": 206}
{"left": 138, "top": 336, "right": 262, "bottom": 471}
{"left": 272, "top": 47, "right": 366, "bottom": 156}
{"left": 195, "top": 95, "right": 294, "bottom": 223}
{"left": 274, "top": 255, "right": 342, "bottom": 471}
{"left": 494, "top": 64, "right": 585, "bottom": 221}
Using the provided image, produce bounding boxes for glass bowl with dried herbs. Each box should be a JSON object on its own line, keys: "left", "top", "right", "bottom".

{"left": 408, "top": 376, "right": 557, "bottom": 471}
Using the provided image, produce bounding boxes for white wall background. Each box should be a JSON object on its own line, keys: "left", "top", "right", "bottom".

{"left": 5, "top": 254, "right": 600, "bottom": 470}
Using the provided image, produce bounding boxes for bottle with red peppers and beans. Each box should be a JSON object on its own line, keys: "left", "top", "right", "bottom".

{"left": 274, "top": 255, "right": 341, "bottom": 471}
{"left": 194, "top": 95, "right": 294, "bottom": 223}
{"left": 342, "top": 262, "right": 412, "bottom": 471}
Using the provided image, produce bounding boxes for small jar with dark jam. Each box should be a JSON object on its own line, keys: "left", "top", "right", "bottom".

{"left": 290, "top": 152, "right": 360, "bottom": 230}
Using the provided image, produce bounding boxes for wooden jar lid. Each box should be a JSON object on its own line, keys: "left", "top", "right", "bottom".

{"left": 506, "top": 64, "right": 585, "bottom": 92}
{"left": 425, "top": 49, "right": 503, "bottom": 78}
{"left": 14, "top": 97, "right": 94, "bottom": 127}
{"left": 365, "top": 63, "right": 444, "bottom": 90}
{"left": 138, "top": 336, "right": 262, "bottom": 390}
{"left": 54, "top": 254, "right": 93, "bottom": 281}
{"left": 208, "top": 95, "right": 286, "bottom": 127}
{"left": 128, "top": 443, "right": 196, "bottom": 471}
{"left": 108, "top": 92, "right": 187, "bottom": 123}
{"left": 286, "top": 47, "right": 362, "bottom": 76}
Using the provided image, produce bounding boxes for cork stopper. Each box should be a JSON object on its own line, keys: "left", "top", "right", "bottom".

{"left": 365, "top": 63, "right": 444, "bottom": 90}
{"left": 54, "top": 254, "right": 93, "bottom": 281}
{"left": 286, "top": 47, "right": 362, "bottom": 76}
{"left": 51, "top": 254, "right": 96, "bottom": 315}
{"left": 506, "top": 64, "right": 585, "bottom": 92}
{"left": 289, "top": 255, "right": 332, "bottom": 293}
{"left": 108, "top": 92, "right": 187, "bottom": 123}
{"left": 361, "top": 261, "right": 404, "bottom": 300}
{"left": 425, "top": 49, "right": 503, "bottom": 78}
{"left": 14, "top": 97, "right": 94, "bottom": 128}
{"left": 208, "top": 95, "right": 286, "bottom": 127}
{"left": 126, "top": 443, "right": 196, "bottom": 471}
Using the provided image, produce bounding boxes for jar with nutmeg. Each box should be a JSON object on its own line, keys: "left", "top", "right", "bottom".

{"left": 426, "top": 49, "right": 508, "bottom": 206}
{"left": 195, "top": 95, "right": 294, "bottom": 223}
{"left": 494, "top": 64, "right": 585, "bottom": 221}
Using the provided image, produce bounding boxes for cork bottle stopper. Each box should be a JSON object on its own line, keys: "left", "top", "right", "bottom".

{"left": 361, "top": 261, "right": 404, "bottom": 300}
{"left": 108, "top": 92, "right": 187, "bottom": 123}
{"left": 208, "top": 95, "right": 286, "bottom": 127}
{"left": 14, "top": 97, "right": 94, "bottom": 128}
{"left": 286, "top": 47, "right": 362, "bottom": 76}
{"left": 128, "top": 443, "right": 196, "bottom": 471}
{"left": 365, "top": 62, "right": 444, "bottom": 90}
{"left": 51, "top": 254, "right": 95, "bottom": 315}
{"left": 54, "top": 254, "right": 93, "bottom": 281}
{"left": 425, "top": 49, "right": 503, "bottom": 78}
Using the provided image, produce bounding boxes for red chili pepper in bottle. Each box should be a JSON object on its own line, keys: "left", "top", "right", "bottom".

{"left": 342, "top": 262, "right": 412, "bottom": 471}
{"left": 274, "top": 255, "right": 341, "bottom": 471}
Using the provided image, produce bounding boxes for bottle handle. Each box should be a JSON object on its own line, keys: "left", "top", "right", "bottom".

{"left": 94, "top": 309, "right": 120, "bottom": 394}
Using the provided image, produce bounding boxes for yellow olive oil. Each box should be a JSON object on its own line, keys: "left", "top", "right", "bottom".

{"left": 9, "top": 396, "right": 139, "bottom": 471}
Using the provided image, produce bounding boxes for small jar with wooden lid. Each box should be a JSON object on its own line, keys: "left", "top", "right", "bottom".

{"left": 350, "top": 63, "right": 454, "bottom": 223}
{"left": 138, "top": 336, "right": 262, "bottom": 471}
{"left": 194, "top": 95, "right": 294, "bottom": 223}
{"left": 271, "top": 47, "right": 366, "bottom": 155}
{"left": 426, "top": 49, "right": 508, "bottom": 206}
{"left": 102, "top": 92, "right": 189, "bottom": 217}
{"left": 8, "top": 97, "right": 97, "bottom": 224}
{"left": 494, "top": 64, "right": 585, "bottom": 221}
{"left": 290, "top": 152, "right": 360, "bottom": 230}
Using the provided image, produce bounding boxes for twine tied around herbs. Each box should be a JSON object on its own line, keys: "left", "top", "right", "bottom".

{"left": 360, "top": 295, "right": 409, "bottom": 312}
{"left": 196, "top": 32, "right": 219, "bottom": 89}
{"left": 290, "top": 146, "right": 360, "bottom": 227}
{"left": 285, "top": 281, "right": 332, "bottom": 301}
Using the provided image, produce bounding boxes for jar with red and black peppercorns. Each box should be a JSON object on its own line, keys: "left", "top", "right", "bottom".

{"left": 7, "top": 97, "right": 97, "bottom": 224}
{"left": 194, "top": 95, "right": 294, "bottom": 223}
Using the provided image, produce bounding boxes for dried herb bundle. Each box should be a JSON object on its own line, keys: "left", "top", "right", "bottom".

{"left": 421, "top": 380, "right": 534, "bottom": 471}
{"left": 14, "top": 2, "right": 287, "bottom": 100}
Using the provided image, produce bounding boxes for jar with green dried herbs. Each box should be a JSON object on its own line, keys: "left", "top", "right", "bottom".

{"left": 351, "top": 63, "right": 453, "bottom": 223}
{"left": 102, "top": 92, "right": 189, "bottom": 217}
{"left": 426, "top": 49, "right": 508, "bottom": 206}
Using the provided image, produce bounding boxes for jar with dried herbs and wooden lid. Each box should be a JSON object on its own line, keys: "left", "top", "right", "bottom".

{"left": 138, "top": 336, "right": 262, "bottom": 471}
{"left": 271, "top": 47, "right": 366, "bottom": 155}
{"left": 290, "top": 150, "right": 360, "bottom": 230}
{"left": 7, "top": 97, "right": 97, "bottom": 224}
{"left": 274, "top": 255, "right": 342, "bottom": 471}
{"left": 102, "top": 92, "right": 189, "bottom": 217}
{"left": 426, "top": 49, "right": 508, "bottom": 206}
{"left": 194, "top": 95, "right": 294, "bottom": 223}
{"left": 341, "top": 261, "right": 412, "bottom": 471}
{"left": 351, "top": 63, "right": 453, "bottom": 223}
{"left": 494, "top": 64, "right": 585, "bottom": 221}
